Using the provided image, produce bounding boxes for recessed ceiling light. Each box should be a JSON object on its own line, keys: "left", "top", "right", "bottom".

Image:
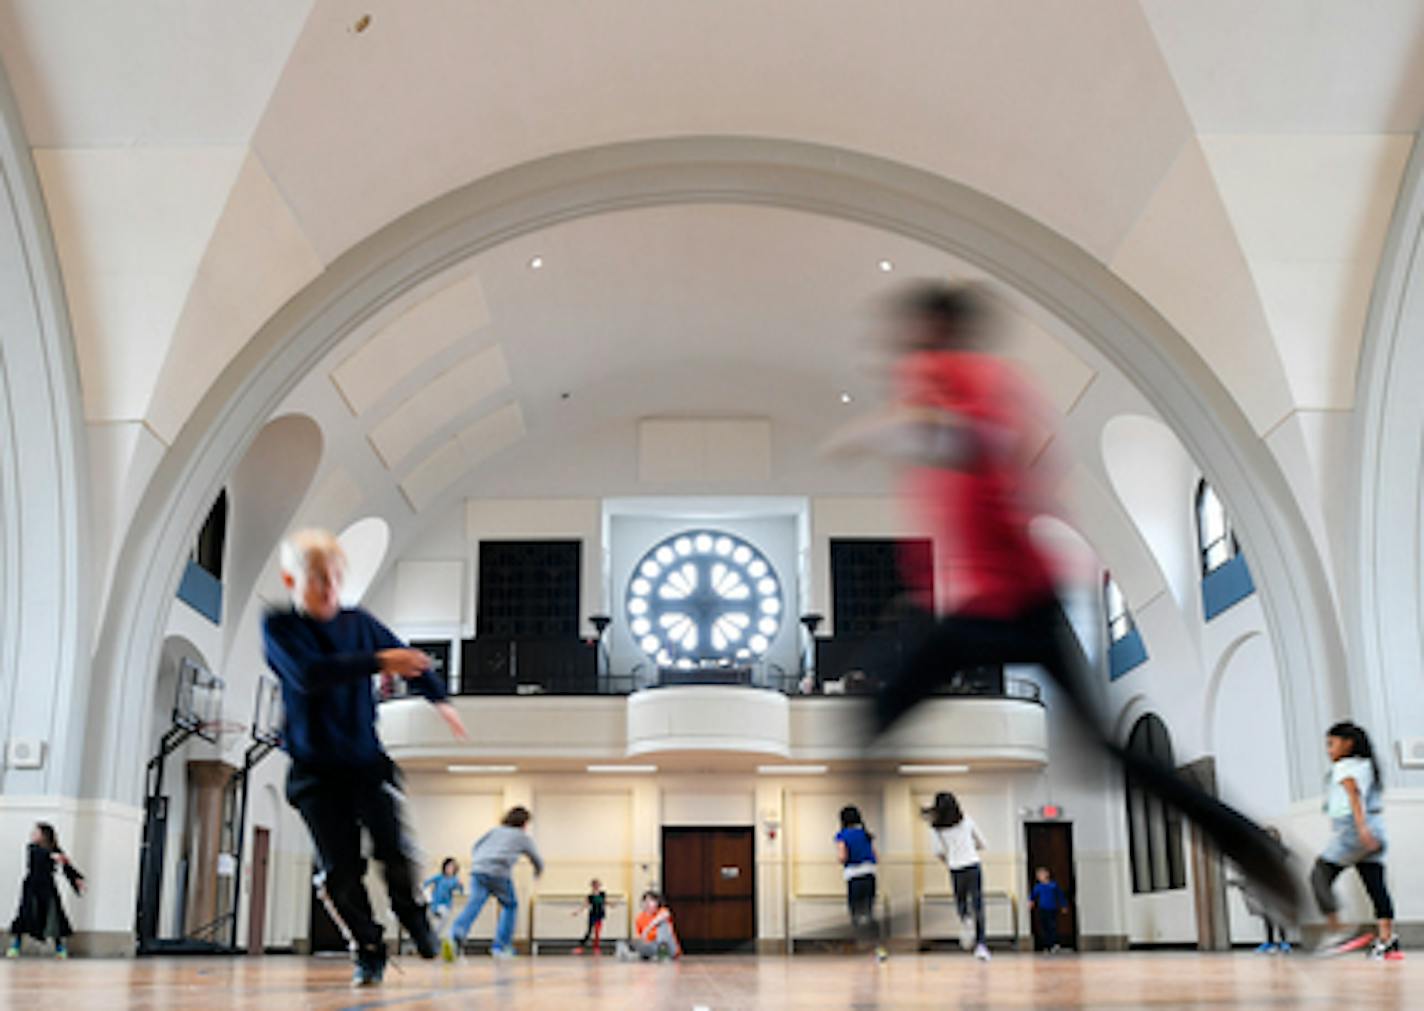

{"left": 447, "top": 764, "right": 517, "bottom": 774}
{"left": 839, "top": 391, "right": 854, "bottom": 404}
{"left": 898, "top": 764, "right": 971, "bottom": 775}
{"left": 756, "top": 764, "right": 828, "bottom": 776}
{"left": 586, "top": 764, "right": 658, "bottom": 774}
{"left": 878, "top": 259, "right": 894, "bottom": 272}
{"left": 528, "top": 255, "right": 544, "bottom": 270}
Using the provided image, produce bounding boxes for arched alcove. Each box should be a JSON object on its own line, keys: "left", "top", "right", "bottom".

{"left": 1101, "top": 413, "right": 1198, "bottom": 610}
{"left": 337, "top": 516, "right": 392, "bottom": 607}
{"left": 220, "top": 413, "right": 323, "bottom": 658}
{"left": 86, "top": 136, "right": 1346, "bottom": 806}
{"left": 1203, "top": 632, "right": 1290, "bottom": 815}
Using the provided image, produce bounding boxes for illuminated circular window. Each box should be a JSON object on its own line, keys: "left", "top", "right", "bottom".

{"left": 626, "top": 530, "right": 783, "bottom": 668}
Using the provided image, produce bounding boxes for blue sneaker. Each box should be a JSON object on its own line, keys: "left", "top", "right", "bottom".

{"left": 1277, "top": 941, "right": 1292, "bottom": 954}
{"left": 1254, "top": 942, "right": 1278, "bottom": 954}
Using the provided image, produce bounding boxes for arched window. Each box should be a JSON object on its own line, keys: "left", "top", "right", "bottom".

{"left": 1104, "top": 574, "right": 1134, "bottom": 644}
{"left": 1105, "top": 573, "right": 1148, "bottom": 679}
{"left": 1125, "top": 714, "right": 1186, "bottom": 894}
{"left": 1195, "top": 480, "right": 1236, "bottom": 575}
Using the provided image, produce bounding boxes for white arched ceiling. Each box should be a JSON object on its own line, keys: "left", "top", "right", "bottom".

{"left": 82, "top": 138, "right": 1346, "bottom": 808}
{"left": 220, "top": 413, "right": 323, "bottom": 658}
{"left": 1101, "top": 414, "right": 1199, "bottom": 611}
{"left": 337, "top": 516, "right": 391, "bottom": 607}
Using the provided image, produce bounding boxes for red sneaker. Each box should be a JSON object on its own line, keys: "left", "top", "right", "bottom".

{"left": 1316, "top": 931, "right": 1374, "bottom": 957}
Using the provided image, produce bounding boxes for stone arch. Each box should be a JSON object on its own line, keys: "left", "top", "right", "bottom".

{"left": 86, "top": 136, "right": 1345, "bottom": 803}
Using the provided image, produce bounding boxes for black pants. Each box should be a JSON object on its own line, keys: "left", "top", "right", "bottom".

{"left": 1035, "top": 907, "right": 1059, "bottom": 950}
{"left": 287, "top": 759, "right": 433, "bottom": 954}
{"left": 951, "top": 865, "right": 985, "bottom": 946}
{"left": 846, "top": 874, "right": 879, "bottom": 943}
{"left": 1311, "top": 858, "right": 1394, "bottom": 920}
{"left": 1261, "top": 916, "right": 1280, "bottom": 944}
{"left": 875, "top": 598, "right": 1299, "bottom": 917}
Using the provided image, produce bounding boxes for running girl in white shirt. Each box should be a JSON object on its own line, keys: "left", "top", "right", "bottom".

{"left": 924, "top": 791, "right": 990, "bottom": 961}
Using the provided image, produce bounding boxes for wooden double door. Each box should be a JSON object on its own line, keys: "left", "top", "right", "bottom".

{"left": 662, "top": 827, "right": 756, "bottom": 953}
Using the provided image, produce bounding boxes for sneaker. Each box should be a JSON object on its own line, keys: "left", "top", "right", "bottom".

{"left": 1254, "top": 942, "right": 1278, "bottom": 954}
{"left": 615, "top": 940, "right": 636, "bottom": 962}
{"left": 440, "top": 937, "right": 457, "bottom": 963}
{"left": 1277, "top": 941, "right": 1292, "bottom": 954}
{"left": 875, "top": 945, "right": 889, "bottom": 963}
{"left": 5, "top": 942, "right": 18, "bottom": 959}
{"left": 54, "top": 946, "right": 67, "bottom": 960}
{"left": 974, "top": 943, "right": 991, "bottom": 962}
{"left": 1369, "top": 938, "right": 1404, "bottom": 962}
{"left": 490, "top": 945, "right": 516, "bottom": 960}
{"left": 1316, "top": 930, "right": 1373, "bottom": 957}
{"left": 572, "top": 945, "right": 585, "bottom": 955}
{"left": 958, "top": 916, "right": 975, "bottom": 951}
{"left": 352, "top": 946, "right": 386, "bottom": 988}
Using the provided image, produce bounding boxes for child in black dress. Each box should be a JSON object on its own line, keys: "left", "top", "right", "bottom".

{"left": 572, "top": 878, "right": 607, "bottom": 954}
{"left": 7, "top": 823, "right": 84, "bottom": 959}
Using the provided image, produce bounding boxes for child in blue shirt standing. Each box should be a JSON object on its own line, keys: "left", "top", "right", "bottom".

{"left": 424, "top": 858, "right": 464, "bottom": 935}
{"left": 1029, "top": 866, "right": 1067, "bottom": 952}
{"left": 835, "top": 806, "right": 887, "bottom": 961}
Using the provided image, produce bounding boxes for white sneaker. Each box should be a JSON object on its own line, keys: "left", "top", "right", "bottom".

{"left": 974, "top": 943, "right": 991, "bottom": 961}
{"left": 958, "top": 916, "right": 975, "bottom": 951}
{"left": 615, "top": 940, "right": 636, "bottom": 962}
{"left": 489, "top": 946, "right": 516, "bottom": 960}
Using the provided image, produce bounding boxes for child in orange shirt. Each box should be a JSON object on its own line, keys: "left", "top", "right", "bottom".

{"left": 617, "top": 890, "right": 680, "bottom": 961}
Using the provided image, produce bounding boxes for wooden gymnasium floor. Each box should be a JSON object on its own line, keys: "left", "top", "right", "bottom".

{"left": 0, "top": 951, "right": 1415, "bottom": 1009}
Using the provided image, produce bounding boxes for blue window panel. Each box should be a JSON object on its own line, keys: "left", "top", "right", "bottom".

{"left": 177, "top": 558, "right": 223, "bottom": 625}
{"left": 1108, "top": 627, "right": 1148, "bottom": 681}
{"left": 1202, "top": 552, "right": 1254, "bottom": 621}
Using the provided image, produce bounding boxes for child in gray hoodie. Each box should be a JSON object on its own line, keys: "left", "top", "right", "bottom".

{"left": 443, "top": 806, "right": 544, "bottom": 960}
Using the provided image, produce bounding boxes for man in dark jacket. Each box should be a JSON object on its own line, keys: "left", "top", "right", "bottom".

{"left": 264, "top": 529, "right": 467, "bottom": 987}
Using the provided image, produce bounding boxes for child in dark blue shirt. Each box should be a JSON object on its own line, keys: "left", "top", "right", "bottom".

{"left": 264, "top": 529, "right": 468, "bottom": 986}
{"left": 835, "top": 806, "right": 886, "bottom": 960}
{"left": 1029, "top": 866, "right": 1068, "bottom": 952}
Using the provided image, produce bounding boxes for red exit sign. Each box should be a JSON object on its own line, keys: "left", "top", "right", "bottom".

{"left": 1040, "top": 804, "right": 1063, "bottom": 820}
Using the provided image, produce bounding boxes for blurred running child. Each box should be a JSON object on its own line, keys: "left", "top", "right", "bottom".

{"left": 571, "top": 878, "right": 607, "bottom": 954}
{"left": 618, "top": 890, "right": 680, "bottom": 961}
{"left": 6, "top": 823, "right": 84, "bottom": 959}
{"left": 835, "top": 805, "right": 887, "bottom": 961}
{"left": 445, "top": 806, "right": 544, "bottom": 961}
{"left": 1029, "top": 866, "right": 1067, "bottom": 953}
{"left": 1313, "top": 722, "right": 1400, "bottom": 961}
{"left": 424, "top": 858, "right": 464, "bottom": 935}
{"left": 828, "top": 282, "right": 1300, "bottom": 920}
{"left": 264, "top": 529, "right": 468, "bottom": 987}
{"left": 924, "top": 791, "right": 989, "bottom": 961}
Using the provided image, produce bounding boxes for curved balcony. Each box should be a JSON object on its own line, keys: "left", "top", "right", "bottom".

{"left": 380, "top": 681, "right": 1046, "bottom": 770}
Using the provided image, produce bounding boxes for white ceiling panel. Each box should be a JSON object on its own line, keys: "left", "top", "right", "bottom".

{"left": 0, "top": 0, "right": 314, "bottom": 145}
{"left": 332, "top": 270, "right": 492, "bottom": 415}
{"left": 399, "top": 403, "right": 526, "bottom": 512}
{"left": 1141, "top": 0, "right": 1424, "bottom": 132}
{"left": 368, "top": 344, "right": 511, "bottom": 468}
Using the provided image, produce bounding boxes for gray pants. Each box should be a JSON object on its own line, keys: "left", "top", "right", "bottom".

{"left": 631, "top": 921, "right": 677, "bottom": 958}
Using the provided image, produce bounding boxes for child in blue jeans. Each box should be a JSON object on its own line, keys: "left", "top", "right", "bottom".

{"left": 443, "top": 807, "right": 544, "bottom": 960}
